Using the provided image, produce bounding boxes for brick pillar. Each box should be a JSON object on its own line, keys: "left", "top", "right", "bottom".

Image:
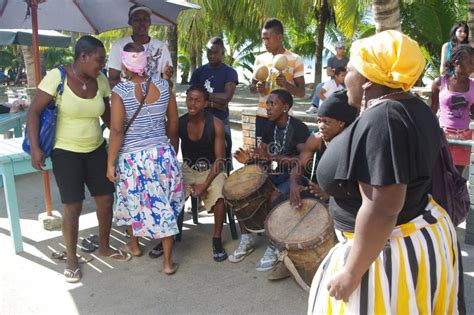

{"left": 466, "top": 122, "right": 474, "bottom": 245}
{"left": 242, "top": 109, "right": 257, "bottom": 150}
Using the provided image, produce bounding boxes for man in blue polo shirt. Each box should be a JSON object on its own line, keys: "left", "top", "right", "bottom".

{"left": 190, "top": 37, "right": 238, "bottom": 171}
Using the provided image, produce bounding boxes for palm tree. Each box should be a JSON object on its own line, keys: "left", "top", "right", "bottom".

{"left": 20, "top": 45, "right": 35, "bottom": 87}
{"left": 314, "top": 0, "right": 330, "bottom": 85}
{"left": 166, "top": 25, "right": 178, "bottom": 82}
{"left": 372, "top": 0, "right": 401, "bottom": 32}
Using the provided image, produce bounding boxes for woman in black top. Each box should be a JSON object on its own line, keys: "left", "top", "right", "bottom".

{"left": 308, "top": 30, "right": 463, "bottom": 314}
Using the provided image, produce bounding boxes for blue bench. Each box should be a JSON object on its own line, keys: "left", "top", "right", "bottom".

{"left": 0, "top": 137, "right": 52, "bottom": 253}
{"left": 0, "top": 111, "right": 27, "bottom": 137}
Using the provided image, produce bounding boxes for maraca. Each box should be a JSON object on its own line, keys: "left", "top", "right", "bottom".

{"left": 254, "top": 64, "right": 269, "bottom": 82}
{"left": 273, "top": 54, "right": 288, "bottom": 72}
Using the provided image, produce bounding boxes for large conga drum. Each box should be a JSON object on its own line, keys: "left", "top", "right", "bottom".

{"left": 266, "top": 198, "right": 337, "bottom": 288}
{"left": 223, "top": 164, "right": 275, "bottom": 233}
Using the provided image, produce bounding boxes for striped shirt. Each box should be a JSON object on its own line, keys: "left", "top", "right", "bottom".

{"left": 254, "top": 49, "right": 304, "bottom": 117}
{"left": 112, "top": 78, "right": 169, "bottom": 154}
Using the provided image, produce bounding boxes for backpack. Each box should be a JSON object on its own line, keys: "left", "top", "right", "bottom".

{"left": 431, "top": 128, "right": 470, "bottom": 226}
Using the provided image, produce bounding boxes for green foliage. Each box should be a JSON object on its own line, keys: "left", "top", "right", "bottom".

{"left": 43, "top": 47, "right": 74, "bottom": 69}
{"left": 400, "top": 0, "right": 467, "bottom": 77}
{"left": 0, "top": 45, "right": 23, "bottom": 71}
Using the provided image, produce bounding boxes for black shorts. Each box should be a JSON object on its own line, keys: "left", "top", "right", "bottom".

{"left": 51, "top": 141, "right": 115, "bottom": 204}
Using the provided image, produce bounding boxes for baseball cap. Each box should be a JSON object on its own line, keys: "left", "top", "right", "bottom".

{"left": 128, "top": 4, "right": 152, "bottom": 19}
{"left": 336, "top": 42, "right": 345, "bottom": 49}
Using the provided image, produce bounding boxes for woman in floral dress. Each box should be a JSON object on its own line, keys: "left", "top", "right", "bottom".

{"left": 107, "top": 42, "right": 183, "bottom": 275}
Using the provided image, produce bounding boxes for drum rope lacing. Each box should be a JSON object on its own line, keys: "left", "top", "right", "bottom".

{"left": 273, "top": 116, "right": 291, "bottom": 154}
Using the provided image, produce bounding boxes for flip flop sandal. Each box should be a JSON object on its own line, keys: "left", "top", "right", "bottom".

{"left": 51, "top": 251, "right": 93, "bottom": 263}
{"left": 81, "top": 235, "right": 99, "bottom": 253}
{"left": 64, "top": 268, "right": 82, "bottom": 283}
{"left": 120, "top": 244, "right": 142, "bottom": 257}
{"left": 107, "top": 249, "right": 132, "bottom": 262}
{"left": 148, "top": 243, "right": 164, "bottom": 259}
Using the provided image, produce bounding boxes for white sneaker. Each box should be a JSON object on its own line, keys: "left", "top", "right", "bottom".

{"left": 256, "top": 244, "right": 278, "bottom": 271}
{"left": 305, "top": 106, "right": 318, "bottom": 115}
{"left": 228, "top": 234, "right": 255, "bottom": 263}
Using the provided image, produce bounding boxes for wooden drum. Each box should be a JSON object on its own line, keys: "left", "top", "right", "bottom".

{"left": 223, "top": 165, "right": 275, "bottom": 233}
{"left": 266, "top": 198, "right": 337, "bottom": 287}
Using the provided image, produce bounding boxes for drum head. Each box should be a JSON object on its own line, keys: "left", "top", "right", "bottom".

{"left": 223, "top": 165, "right": 267, "bottom": 200}
{"left": 266, "top": 198, "right": 333, "bottom": 250}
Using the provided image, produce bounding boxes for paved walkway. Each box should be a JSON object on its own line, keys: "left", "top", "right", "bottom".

{"left": 1, "top": 84, "right": 473, "bottom": 314}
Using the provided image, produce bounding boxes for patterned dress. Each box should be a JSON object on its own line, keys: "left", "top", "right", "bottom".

{"left": 112, "top": 78, "right": 184, "bottom": 239}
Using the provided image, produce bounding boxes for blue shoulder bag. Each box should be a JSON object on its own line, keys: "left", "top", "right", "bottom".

{"left": 23, "top": 65, "right": 66, "bottom": 157}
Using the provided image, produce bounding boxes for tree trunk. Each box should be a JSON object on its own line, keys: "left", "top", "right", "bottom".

{"left": 166, "top": 25, "right": 178, "bottom": 83}
{"left": 180, "top": 70, "right": 189, "bottom": 85}
{"left": 189, "top": 47, "right": 197, "bottom": 75}
{"left": 314, "top": 0, "right": 329, "bottom": 84}
{"left": 197, "top": 44, "right": 203, "bottom": 68}
{"left": 20, "top": 45, "right": 36, "bottom": 87}
{"left": 372, "top": 0, "right": 401, "bottom": 33}
{"left": 469, "top": 0, "right": 474, "bottom": 46}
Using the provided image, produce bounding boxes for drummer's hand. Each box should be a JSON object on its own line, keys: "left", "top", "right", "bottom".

{"left": 234, "top": 148, "right": 250, "bottom": 164}
{"left": 327, "top": 268, "right": 361, "bottom": 302}
{"left": 308, "top": 182, "right": 329, "bottom": 200}
{"left": 191, "top": 183, "right": 207, "bottom": 198}
{"left": 250, "top": 146, "right": 270, "bottom": 161}
{"left": 289, "top": 184, "right": 307, "bottom": 208}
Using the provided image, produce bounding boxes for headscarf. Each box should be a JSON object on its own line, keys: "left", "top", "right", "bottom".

{"left": 350, "top": 30, "right": 425, "bottom": 91}
{"left": 317, "top": 90, "right": 357, "bottom": 125}
{"left": 120, "top": 50, "right": 148, "bottom": 76}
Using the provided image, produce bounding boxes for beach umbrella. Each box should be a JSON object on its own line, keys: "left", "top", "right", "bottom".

{"left": 0, "top": 0, "right": 200, "bottom": 217}
{"left": 0, "top": 29, "right": 70, "bottom": 47}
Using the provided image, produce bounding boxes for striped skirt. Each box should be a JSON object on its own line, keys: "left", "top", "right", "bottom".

{"left": 308, "top": 197, "right": 464, "bottom": 314}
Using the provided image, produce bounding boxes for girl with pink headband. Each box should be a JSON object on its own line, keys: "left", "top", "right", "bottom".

{"left": 107, "top": 42, "right": 184, "bottom": 275}
{"left": 120, "top": 48, "right": 148, "bottom": 77}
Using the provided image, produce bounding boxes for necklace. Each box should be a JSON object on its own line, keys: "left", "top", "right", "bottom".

{"left": 364, "top": 90, "right": 407, "bottom": 111}
{"left": 273, "top": 116, "right": 291, "bottom": 154}
{"left": 71, "top": 64, "right": 89, "bottom": 91}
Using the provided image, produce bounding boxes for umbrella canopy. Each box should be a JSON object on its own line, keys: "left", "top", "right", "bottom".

{"left": 0, "top": 0, "right": 200, "bottom": 218}
{"left": 0, "top": 0, "right": 200, "bottom": 33}
{"left": 0, "top": 29, "right": 70, "bottom": 47}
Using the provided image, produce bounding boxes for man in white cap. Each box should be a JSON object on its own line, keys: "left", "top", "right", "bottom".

{"left": 306, "top": 42, "right": 348, "bottom": 114}
{"left": 108, "top": 4, "right": 174, "bottom": 88}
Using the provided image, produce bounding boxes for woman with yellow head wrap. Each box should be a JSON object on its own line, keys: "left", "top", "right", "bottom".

{"left": 307, "top": 30, "right": 464, "bottom": 314}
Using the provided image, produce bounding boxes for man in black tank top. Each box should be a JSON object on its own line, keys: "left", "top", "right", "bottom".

{"left": 179, "top": 85, "right": 228, "bottom": 262}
